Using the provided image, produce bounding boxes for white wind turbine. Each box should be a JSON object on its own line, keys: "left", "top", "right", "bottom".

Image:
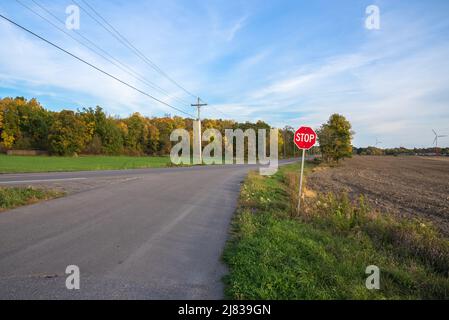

{"left": 432, "top": 129, "right": 447, "bottom": 148}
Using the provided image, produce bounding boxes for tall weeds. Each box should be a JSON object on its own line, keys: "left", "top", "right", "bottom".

{"left": 282, "top": 168, "right": 449, "bottom": 276}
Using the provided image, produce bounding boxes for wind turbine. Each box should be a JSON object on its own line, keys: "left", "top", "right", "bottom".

{"left": 432, "top": 129, "right": 447, "bottom": 148}
{"left": 375, "top": 138, "right": 382, "bottom": 147}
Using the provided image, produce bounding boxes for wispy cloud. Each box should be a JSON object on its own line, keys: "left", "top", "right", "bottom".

{"left": 213, "top": 5, "right": 449, "bottom": 147}
{"left": 0, "top": 0, "right": 448, "bottom": 147}
{"left": 226, "top": 16, "right": 248, "bottom": 42}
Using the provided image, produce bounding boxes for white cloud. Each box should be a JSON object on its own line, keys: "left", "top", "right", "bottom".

{"left": 1, "top": 1, "right": 449, "bottom": 148}
{"left": 216, "top": 10, "right": 449, "bottom": 147}
{"left": 226, "top": 16, "right": 247, "bottom": 42}
{"left": 0, "top": 16, "right": 193, "bottom": 117}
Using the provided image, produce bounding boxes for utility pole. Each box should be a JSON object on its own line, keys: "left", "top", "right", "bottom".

{"left": 191, "top": 97, "right": 207, "bottom": 164}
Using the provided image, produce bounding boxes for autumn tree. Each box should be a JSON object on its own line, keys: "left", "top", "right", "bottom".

{"left": 0, "top": 96, "right": 298, "bottom": 158}
{"left": 280, "top": 125, "right": 295, "bottom": 158}
{"left": 0, "top": 99, "right": 5, "bottom": 150}
{"left": 100, "top": 118, "right": 124, "bottom": 154}
{"left": 0, "top": 99, "right": 4, "bottom": 128}
{"left": 317, "top": 114, "right": 353, "bottom": 164}
{"left": 80, "top": 106, "right": 124, "bottom": 154}
{"left": 123, "top": 113, "right": 147, "bottom": 154}
{"left": 151, "top": 116, "right": 179, "bottom": 155}
{"left": 0, "top": 97, "right": 52, "bottom": 150}
{"left": 20, "top": 98, "right": 53, "bottom": 150}
{"left": 0, "top": 97, "right": 22, "bottom": 149}
{"left": 144, "top": 119, "right": 160, "bottom": 155}
{"left": 48, "top": 110, "right": 88, "bottom": 156}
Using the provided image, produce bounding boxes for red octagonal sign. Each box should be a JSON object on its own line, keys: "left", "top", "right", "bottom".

{"left": 294, "top": 126, "right": 317, "bottom": 150}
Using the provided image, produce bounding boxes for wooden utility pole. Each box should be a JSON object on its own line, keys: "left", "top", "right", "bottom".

{"left": 191, "top": 98, "right": 207, "bottom": 163}
{"left": 192, "top": 97, "right": 207, "bottom": 121}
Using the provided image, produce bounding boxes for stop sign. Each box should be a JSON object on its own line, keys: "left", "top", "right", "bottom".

{"left": 294, "top": 126, "right": 317, "bottom": 150}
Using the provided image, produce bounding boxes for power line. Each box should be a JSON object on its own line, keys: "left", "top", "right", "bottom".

{"left": 23, "top": 0, "right": 191, "bottom": 107}
{"left": 79, "top": 0, "right": 197, "bottom": 99}
{"left": 0, "top": 13, "right": 195, "bottom": 118}
{"left": 11, "top": 2, "right": 232, "bottom": 121}
{"left": 74, "top": 0, "right": 198, "bottom": 100}
{"left": 76, "top": 0, "right": 234, "bottom": 120}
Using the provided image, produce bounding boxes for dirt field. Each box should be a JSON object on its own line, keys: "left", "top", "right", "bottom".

{"left": 307, "top": 156, "right": 449, "bottom": 235}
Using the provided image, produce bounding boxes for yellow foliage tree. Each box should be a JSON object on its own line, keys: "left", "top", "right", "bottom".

{"left": 0, "top": 105, "right": 3, "bottom": 131}
{"left": 1, "top": 131, "right": 15, "bottom": 149}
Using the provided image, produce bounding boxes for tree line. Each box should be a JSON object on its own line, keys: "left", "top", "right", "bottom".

{"left": 0, "top": 96, "right": 294, "bottom": 157}
{"left": 0, "top": 96, "right": 359, "bottom": 162}
{"left": 354, "top": 146, "right": 449, "bottom": 156}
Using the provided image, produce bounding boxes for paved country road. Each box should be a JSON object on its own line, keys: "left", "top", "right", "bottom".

{"left": 0, "top": 161, "right": 297, "bottom": 299}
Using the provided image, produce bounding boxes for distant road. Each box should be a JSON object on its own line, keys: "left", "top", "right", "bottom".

{"left": 0, "top": 161, "right": 293, "bottom": 184}
{"left": 0, "top": 160, "right": 298, "bottom": 299}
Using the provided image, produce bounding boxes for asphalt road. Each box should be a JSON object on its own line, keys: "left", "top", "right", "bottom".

{"left": 0, "top": 161, "right": 297, "bottom": 299}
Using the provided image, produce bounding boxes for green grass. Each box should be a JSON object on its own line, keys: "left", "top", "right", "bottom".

{"left": 223, "top": 163, "right": 449, "bottom": 299}
{"left": 0, "top": 154, "right": 172, "bottom": 173}
{"left": 0, "top": 187, "right": 63, "bottom": 211}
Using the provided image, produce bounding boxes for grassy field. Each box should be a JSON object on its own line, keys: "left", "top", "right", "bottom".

{"left": 223, "top": 162, "right": 449, "bottom": 299}
{"left": 0, "top": 155, "right": 172, "bottom": 173}
{"left": 0, "top": 187, "right": 63, "bottom": 212}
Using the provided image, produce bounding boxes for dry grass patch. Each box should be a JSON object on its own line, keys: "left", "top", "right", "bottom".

{"left": 0, "top": 187, "right": 64, "bottom": 212}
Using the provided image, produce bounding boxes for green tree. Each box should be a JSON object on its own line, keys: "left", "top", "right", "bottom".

{"left": 100, "top": 118, "right": 124, "bottom": 154}
{"left": 281, "top": 125, "right": 295, "bottom": 158}
{"left": 151, "top": 116, "right": 177, "bottom": 155}
{"left": 20, "top": 98, "right": 53, "bottom": 150}
{"left": 317, "top": 114, "right": 353, "bottom": 163}
{"left": 123, "top": 113, "right": 148, "bottom": 154}
{"left": 80, "top": 106, "right": 124, "bottom": 154}
{"left": 48, "top": 110, "right": 87, "bottom": 156}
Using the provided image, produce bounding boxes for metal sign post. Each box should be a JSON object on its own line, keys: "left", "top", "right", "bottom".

{"left": 293, "top": 126, "right": 317, "bottom": 214}
{"left": 297, "top": 149, "right": 306, "bottom": 213}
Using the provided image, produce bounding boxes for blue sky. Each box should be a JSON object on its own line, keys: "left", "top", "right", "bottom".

{"left": 1, "top": 0, "right": 449, "bottom": 147}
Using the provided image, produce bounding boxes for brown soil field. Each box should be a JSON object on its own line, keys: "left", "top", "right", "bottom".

{"left": 307, "top": 156, "right": 449, "bottom": 235}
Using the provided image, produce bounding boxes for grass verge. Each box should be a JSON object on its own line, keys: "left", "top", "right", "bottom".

{"left": 223, "top": 162, "right": 449, "bottom": 299}
{"left": 0, "top": 155, "right": 172, "bottom": 173}
{"left": 0, "top": 187, "right": 64, "bottom": 212}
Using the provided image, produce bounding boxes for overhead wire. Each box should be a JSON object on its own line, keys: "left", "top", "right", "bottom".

{"left": 73, "top": 0, "right": 198, "bottom": 100}
{"left": 76, "top": 0, "right": 236, "bottom": 120}
{"left": 0, "top": 13, "right": 195, "bottom": 118}
{"left": 23, "top": 0, "right": 192, "bottom": 107}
